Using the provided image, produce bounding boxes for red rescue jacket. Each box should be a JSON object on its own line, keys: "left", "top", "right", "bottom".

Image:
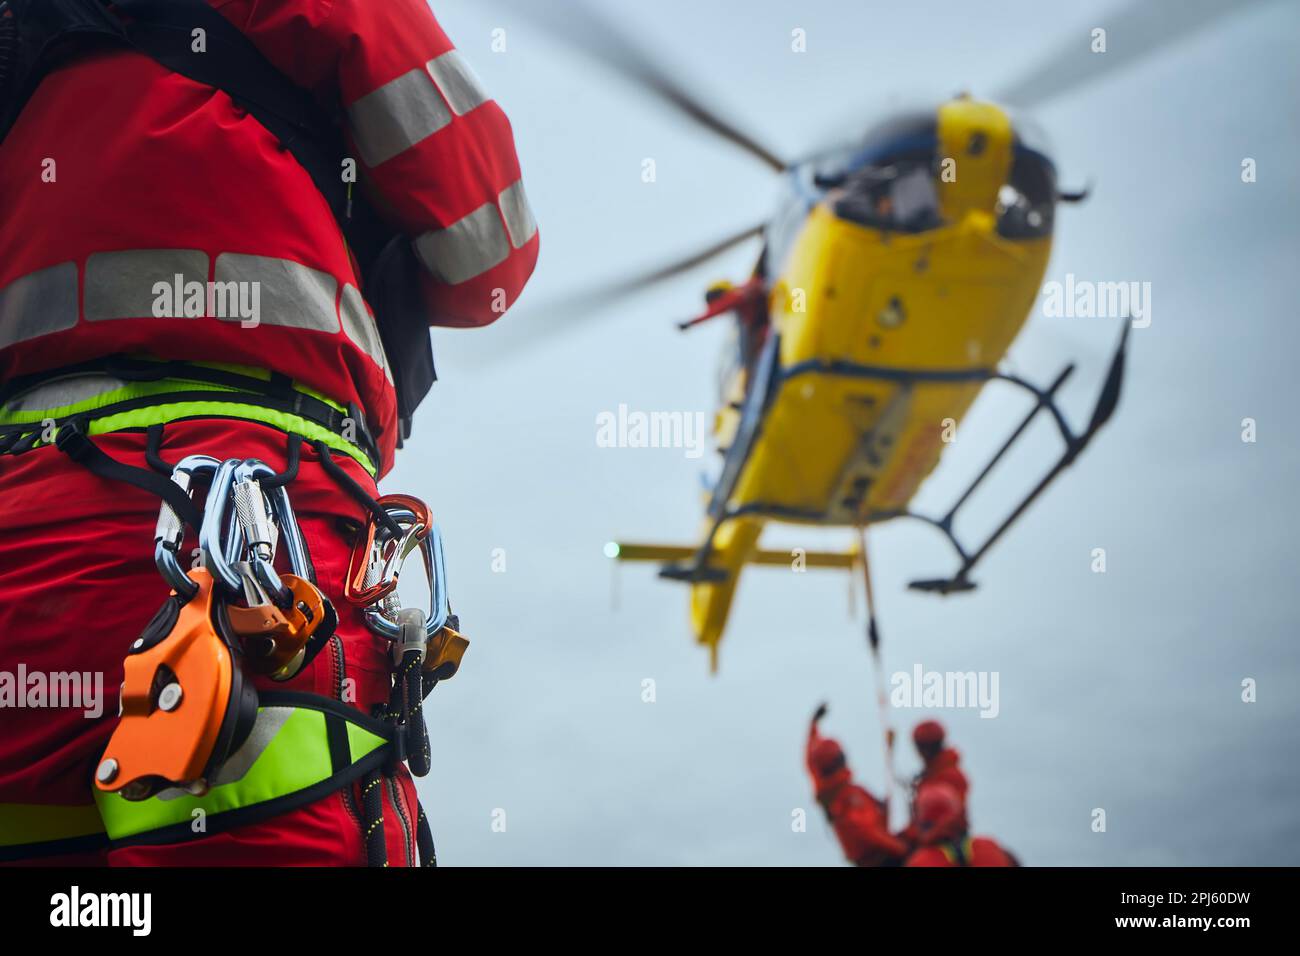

{"left": 0, "top": 0, "right": 539, "bottom": 477}
{"left": 807, "top": 728, "right": 909, "bottom": 867}
{"left": 917, "top": 747, "right": 970, "bottom": 802}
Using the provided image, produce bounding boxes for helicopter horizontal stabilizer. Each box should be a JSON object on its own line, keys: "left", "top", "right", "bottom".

{"left": 608, "top": 541, "right": 861, "bottom": 585}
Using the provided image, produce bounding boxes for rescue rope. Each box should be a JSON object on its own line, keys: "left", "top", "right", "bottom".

{"left": 416, "top": 805, "right": 438, "bottom": 868}
{"left": 856, "top": 525, "right": 897, "bottom": 825}
{"left": 360, "top": 770, "right": 388, "bottom": 867}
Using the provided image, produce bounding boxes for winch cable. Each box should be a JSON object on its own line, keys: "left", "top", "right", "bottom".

{"left": 857, "top": 525, "right": 897, "bottom": 826}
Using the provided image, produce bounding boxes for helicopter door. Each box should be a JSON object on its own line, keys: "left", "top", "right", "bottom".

{"left": 826, "top": 387, "right": 914, "bottom": 525}
{"left": 707, "top": 333, "right": 781, "bottom": 522}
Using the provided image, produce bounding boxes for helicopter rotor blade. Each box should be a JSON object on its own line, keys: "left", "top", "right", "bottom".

{"left": 996, "top": 0, "right": 1275, "bottom": 110}
{"left": 546, "top": 222, "right": 767, "bottom": 318}
{"left": 497, "top": 0, "right": 786, "bottom": 171}
{"left": 457, "top": 222, "right": 766, "bottom": 363}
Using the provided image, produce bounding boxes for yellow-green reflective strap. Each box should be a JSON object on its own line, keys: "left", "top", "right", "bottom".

{"left": 1, "top": 391, "right": 375, "bottom": 477}
{"left": 93, "top": 706, "right": 389, "bottom": 841}
{"left": 0, "top": 802, "right": 106, "bottom": 847}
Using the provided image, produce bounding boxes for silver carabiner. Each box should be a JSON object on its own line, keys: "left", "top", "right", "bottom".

{"left": 230, "top": 459, "right": 291, "bottom": 604}
{"left": 198, "top": 459, "right": 245, "bottom": 594}
{"left": 205, "top": 458, "right": 317, "bottom": 603}
{"left": 364, "top": 522, "right": 450, "bottom": 644}
{"left": 154, "top": 455, "right": 220, "bottom": 599}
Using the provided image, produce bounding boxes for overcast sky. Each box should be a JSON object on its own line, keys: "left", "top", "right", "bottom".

{"left": 387, "top": 0, "right": 1299, "bottom": 865}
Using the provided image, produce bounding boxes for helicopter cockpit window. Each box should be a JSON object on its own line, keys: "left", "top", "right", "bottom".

{"left": 823, "top": 114, "right": 942, "bottom": 233}
{"left": 831, "top": 162, "right": 942, "bottom": 233}
{"left": 997, "top": 143, "right": 1058, "bottom": 239}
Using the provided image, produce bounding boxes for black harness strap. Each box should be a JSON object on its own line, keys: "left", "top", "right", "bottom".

{"left": 313, "top": 440, "right": 401, "bottom": 538}
{"left": 260, "top": 432, "right": 301, "bottom": 489}
{"left": 143, "top": 423, "right": 171, "bottom": 474}
{"left": 54, "top": 420, "right": 203, "bottom": 529}
{"left": 944, "top": 837, "right": 972, "bottom": 867}
{"left": 1, "top": 359, "right": 383, "bottom": 473}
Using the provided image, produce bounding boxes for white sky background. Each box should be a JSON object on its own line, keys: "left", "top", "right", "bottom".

{"left": 386, "top": 0, "right": 1300, "bottom": 865}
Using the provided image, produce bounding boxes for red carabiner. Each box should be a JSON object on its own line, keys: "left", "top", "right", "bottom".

{"left": 343, "top": 494, "right": 432, "bottom": 606}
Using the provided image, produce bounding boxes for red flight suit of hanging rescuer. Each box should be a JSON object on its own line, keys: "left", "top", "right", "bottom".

{"left": 911, "top": 719, "right": 969, "bottom": 803}
{"left": 0, "top": 0, "right": 538, "bottom": 865}
{"left": 805, "top": 704, "right": 909, "bottom": 867}
{"left": 904, "top": 783, "right": 1019, "bottom": 867}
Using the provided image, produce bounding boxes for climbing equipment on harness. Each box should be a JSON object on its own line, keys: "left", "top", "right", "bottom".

{"left": 347, "top": 495, "right": 450, "bottom": 644}
{"left": 344, "top": 494, "right": 431, "bottom": 607}
{"left": 346, "top": 495, "right": 468, "bottom": 700}
{"left": 59, "top": 425, "right": 462, "bottom": 865}
{"left": 342, "top": 495, "right": 468, "bottom": 866}
{"left": 345, "top": 494, "right": 468, "bottom": 679}
{"left": 96, "top": 567, "right": 259, "bottom": 802}
{"left": 98, "top": 455, "right": 337, "bottom": 801}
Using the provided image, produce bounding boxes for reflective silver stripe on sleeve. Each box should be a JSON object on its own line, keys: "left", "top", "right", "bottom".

{"left": 346, "top": 68, "right": 452, "bottom": 167}
{"left": 85, "top": 249, "right": 209, "bottom": 321}
{"left": 498, "top": 180, "right": 538, "bottom": 249}
{"left": 0, "top": 262, "right": 78, "bottom": 348}
{"left": 413, "top": 203, "right": 511, "bottom": 285}
{"left": 213, "top": 254, "right": 340, "bottom": 332}
{"left": 340, "top": 284, "right": 394, "bottom": 384}
{"left": 425, "top": 51, "right": 489, "bottom": 117}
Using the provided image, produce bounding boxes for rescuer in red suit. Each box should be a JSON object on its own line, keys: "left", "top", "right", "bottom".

{"left": 805, "top": 704, "right": 910, "bottom": 867}
{"left": 911, "top": 719, "right": 970, "bottom": 803}
{"left": 904, "top": 783, "right": 1019, "bottom": 867}
{"left": 0, "top": 0, "right": 537, "bottom": 865}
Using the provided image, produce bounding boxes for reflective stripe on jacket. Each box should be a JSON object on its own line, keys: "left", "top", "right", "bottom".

{"left": 0, "top": 0, "right": 539, "bottom": 477}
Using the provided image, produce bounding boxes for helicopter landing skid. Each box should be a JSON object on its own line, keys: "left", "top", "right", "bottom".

{"left": 878, "top": 319, "right": 1131, "bottom": 595}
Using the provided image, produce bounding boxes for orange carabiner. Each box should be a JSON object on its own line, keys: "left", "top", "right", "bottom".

{"left": 343, "top": 494, "right": 432, "bottom": 606}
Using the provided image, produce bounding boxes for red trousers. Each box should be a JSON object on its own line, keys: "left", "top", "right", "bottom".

{"left": 0, "top": 421, "right": 420, "bottom": 866}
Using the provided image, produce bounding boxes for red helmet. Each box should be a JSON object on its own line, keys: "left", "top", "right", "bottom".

{"left": 809, "top": 738, "right": 847, "bottom": 777}
{"left": 913, "top": 719, "right": 945, "bottom": 747}
{"left": 912, "top": 719, "right": 946, "bottom": 758}
{"left": 914, "top": 782, "right": 966, "bottom": 845}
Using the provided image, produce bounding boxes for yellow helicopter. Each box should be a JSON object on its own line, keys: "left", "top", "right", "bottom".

{"left": 605, "top": 94, "right": 1127, "bottom": 670}
{"left": 506, "top": 1, "right": 1248, "bottom": 669}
